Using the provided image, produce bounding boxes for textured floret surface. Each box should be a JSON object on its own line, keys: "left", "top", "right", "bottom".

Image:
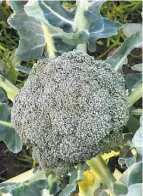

{"left": 11, "top": 50, "right": 129, "bottom": 176}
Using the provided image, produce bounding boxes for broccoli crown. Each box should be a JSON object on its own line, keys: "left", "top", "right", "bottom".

{"left": 11, "top": 50, "right": 129, "bottom": 176}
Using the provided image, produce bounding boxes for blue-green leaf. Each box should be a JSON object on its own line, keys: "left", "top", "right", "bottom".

{"left": 131, "top": 63, "right": 142, "bottom": 72}
{"left": 0, "top": 182, "right": 19, "bottom": 194}
{"left": 126, "top": 115, "right": 140, "bottom": 134}
{"left": 0, "top": 103, "right": 22, "bottom": 153}
{"left": 0, "top": 88, "right": 8, "bottom": 104}
{"left": 125, "top": 73, "right": 142, "bottom": 91}
{"left": 128, "top": 161, "right": 142, "bottom": 186}
{"left": 132, "top": 115, "right": 143, "bottom": 156}
{"left": 113, "top": 161, "right": 142, "bottom": 196}
{"left": 94, "top": 188, "right": 110, "bottom": 196}
{"left": 88, "top": 17, "right": 122, "bottom": 52}
{"left": 123, "top": 23, "right": 142, "bottom": 40}
{"left": 106, "top": 31, "right": 142, "bottom": 72}
{"left": 24, "top": 0, "right": 87, "bottom": 49}
{"left": 38, "top": 0, "right": 74, "bottom": 32}
{"left": 7, "top": 1, "right": 45, "bottom": 61}
{"left": 7, "top": 0, "right": 124, "bottom": 61}
{"left": 84, "top": 0, "right": 105, "bottom": 22}
{"left": 11, "top": 180, "right": 48, "bottom": 196}
{"left": 118, "top": 143, "right": 136, "bottom": 168}
{"left": 15, "top": 65, "right": 31, "bottom": 74}
{"left": 114, "top": 181, "right": 128, "bottom": 196}
{"left": 120, "top": 183, "right": 142, "bottom": 196}
{"left": 59, "top": 164, "right": 84, "bottom": 196}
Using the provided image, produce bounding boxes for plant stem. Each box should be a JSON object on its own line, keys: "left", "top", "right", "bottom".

{"left": 73, "top": 0, "right": 88, "bottom": 52}
{"left": 0, "top": 74, "right": 19, "bottom": 101}
{"left": 86, "top": 155, "right": 116, "bottom": 196}
{"left": 128, "top": 83, "right": 142, "bottom": 106}
{"left": 27, "top": 169, "right": 46, "bottom": 184}
{"left": 0, "top": 120, "right": 12, "bottom": 127}
{"left": 41, "top": 23, "right": 56, "bottom": 58}
{"left": 131, "top": 108, "right": 142, "bottom": 116}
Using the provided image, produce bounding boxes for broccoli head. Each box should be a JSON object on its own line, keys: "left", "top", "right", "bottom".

{"left": 11, "top": 50, "right": 129, "bottom": 176}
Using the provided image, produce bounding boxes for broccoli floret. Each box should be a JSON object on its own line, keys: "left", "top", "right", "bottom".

{"left": 11, "top": 50, "right": 129, "bottom": 176}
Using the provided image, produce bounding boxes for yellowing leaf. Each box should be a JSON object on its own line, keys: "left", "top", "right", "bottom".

{"left": 78, "top": 171, "right": 100, "bottom": 196}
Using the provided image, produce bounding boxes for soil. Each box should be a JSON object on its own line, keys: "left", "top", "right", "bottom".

{"left": 0, "top": 142, "right": 33, "bottom": 182}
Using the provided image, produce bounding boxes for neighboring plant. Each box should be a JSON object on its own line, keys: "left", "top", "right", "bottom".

{"left": 0, "top": 1, "right": 142, "bottom": 196}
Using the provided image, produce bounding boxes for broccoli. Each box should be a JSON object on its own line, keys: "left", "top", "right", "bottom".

{"left": 11, "top": 50, "right": 129, "bottom": 176}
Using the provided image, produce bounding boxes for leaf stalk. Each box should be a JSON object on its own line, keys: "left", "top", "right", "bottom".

{"left": 128, "top": 83, "right": 142, "bottom": 106}
{"left": 0, "top": 74, "right": 19, "bottom": 101}
{"left": 86, "top": 155, "right": 116, "bottom": 196}
{"left": 74, "top": 0, "right": 88, "bottom": 52}
{"left": 41, "top": 23, "right": 56, "bottom": 58}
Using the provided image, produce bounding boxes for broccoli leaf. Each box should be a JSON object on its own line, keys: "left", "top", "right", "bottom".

{"left": 0, "top": 103, "right": 22, "bottom": 153}
{"left": 94, "top": 188, "right": 110, "bottom": 196}
{"left": 118, "top": 145, "right": 136, "bottom": 168}
{"left": 10, "top": 180, "right": 48, "bottom": 196}
{"left": 0, "top": 87, "right": 8, "bottom": 104}
{"left": 126, "top": 115, "right": 140, "bottom": 134}
{"left": 24, "top": 0, "right": 87, "bottom": 51}
{"left": 88, "top": 17, "right": 122, "bottom": 52}
{"left": 113, "top": 161, "right": 143, "bottom": 196}
{"left": 84, "top": 0, "right": 104, "bottom": 22}
{"left": 131, "top": 63, "right": 142, "bottom": 72}
{"left": 7, "top": 1, "right": 46, "bottom": 61}
{"left": 15, "top": 65, "right": 31, "bottom": 74}
{"left": 128, "top": 161, "right": 142, "bottom": 186}
{"left": 59, "top": 164, "right": 84, "bottom": 196}
{"left": 84, "top": 0, "right": 122, "bottom": 52}
{"left": 38, "top": 0, "right": 74, "bottom": 32}
{"left": 132, "top": 115, "right": 143, "bottom": 156}
{"left": 0, "top": 182, "right": 19, "bottom": 194}
{"left": 120, "top": 183, "right": 142, "bottom": 196}
{"left": 125, "top": 73, "right": 142, "bottom": 91}
{"left": 7, "top": 0, "right": 123, "bottom": 60}
{"left": 123, "top": 23, "right": 142, "bottom": 40}
{"left": 106, "top": 31, "right": 142, "bottom": 72}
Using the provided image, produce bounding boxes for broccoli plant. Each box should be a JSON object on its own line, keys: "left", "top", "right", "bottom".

{"left": 11, "top": 50, "right": 129, "bottom": 177}
{"left": 0, "top": 1, "right": 142, "bottom": 196}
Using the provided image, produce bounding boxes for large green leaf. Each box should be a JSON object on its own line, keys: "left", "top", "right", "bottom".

{"left": 123, "top": 23, "right": 142, "bottom": 41}
{"left": 126, "top": 115, "right": 140, "bottom": 134}
{"left": 10, "top": 180, "right": 48, "bottom": 196}
{"left": 37, "top": 0, "right": 74, "bottom": 32}
{"left": 128, "top": 161, "right": 142, "bottom": 186}
{"left": 88, "top": 17, "right": 122, "bottom": 52}
{"left": 120, "top": 183, "right": 142, "bottom": 196}
{"left": 59, "top": 164, "right": 84, "bottom": 196}
{"left": 131, "top": 63, "right": 142, "bottom": 72}
{"left": 94, "top": 188, "right": 110, "bottom": 196}
{"left": 118, "top": 145, "right": 136, "bottom": 168}
{"left": 8, "top": 0, "right": 123, "bottom": 60}
{"left": 0, "top": 103, "right": 22, "bottom": 153}
{"left": 132, "top": 115, "right": 143, "bottom": 156}
{"left": 114, "top": 181, "right": 128, "bottom": 196}
{"left": 15, "top": 65, "right": 31, "bottom": 74}
{"left": 125, "top": 73, "right": 142, "bottom": 91}
{"left": 106, "top": 31, "right": 142, "bottom": 72}
{"left": 24, "top": 0, "right": 88, "bottom": 49}
{"left": 7, "top": 1, "right": 46, "bottom": 61}
{"left": 113, "top": 162, "right": 142, "bottom": 196}
{"left": 0, "top": 182, "right": 19, "bottom": 194}
{"left": 84, "top": 0, "right": 122, "bottom": 52}
{"left": 0, "top": 87, "right": 8, "bottom": 104}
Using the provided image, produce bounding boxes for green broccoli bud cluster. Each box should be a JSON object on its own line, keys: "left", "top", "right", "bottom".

{"left": 11, "top": 50, "right": 129, "bottom": 176}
